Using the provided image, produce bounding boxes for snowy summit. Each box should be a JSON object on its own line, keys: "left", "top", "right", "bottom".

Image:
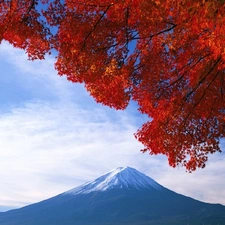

{"left": 64, "top": 166, "right": 162, "bottom": 195}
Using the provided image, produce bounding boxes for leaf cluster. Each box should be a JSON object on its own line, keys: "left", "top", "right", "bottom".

{"left": 2, "top": 0, "right": 225, "bottom": 171}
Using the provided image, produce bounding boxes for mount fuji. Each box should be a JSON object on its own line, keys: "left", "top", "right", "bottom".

{"left": 0, "top": 167, "right": 224, "bottom": 225}
{"left": 65, "top": 166, "right": 162, "bottom": 194}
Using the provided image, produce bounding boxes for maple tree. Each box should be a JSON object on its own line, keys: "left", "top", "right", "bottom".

{"left": 1, "top": 0, "right": 225, "bottom": 171}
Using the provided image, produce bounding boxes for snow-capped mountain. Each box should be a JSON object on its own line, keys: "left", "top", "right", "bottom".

{"left": 64, "top": 167, "right": 162, "bottom": 195}
{"left": 0, "top": 167, "right": 225, "bottom": 225}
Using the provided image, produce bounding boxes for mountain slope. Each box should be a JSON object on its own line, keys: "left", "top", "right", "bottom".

{"left": 64, "top": 167, "right": 162, "bottom": 194}
{"left": 0, "top": 167, "right": 224, "bottom": 225}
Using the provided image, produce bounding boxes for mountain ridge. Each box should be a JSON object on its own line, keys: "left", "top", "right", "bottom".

{"left": 0, "top": 166, "right": 224, "bottom": 225}
{"left": 63, "top": 166, "right": 163, "bottom": 195}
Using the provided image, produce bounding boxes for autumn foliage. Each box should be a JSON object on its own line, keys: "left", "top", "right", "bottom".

{"left": 1, "top": 0, "right": 225, "bottom": 171}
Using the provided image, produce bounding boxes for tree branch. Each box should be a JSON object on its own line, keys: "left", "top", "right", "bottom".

{"left": 80, "top": 4, "right": 112, "bottom": 50}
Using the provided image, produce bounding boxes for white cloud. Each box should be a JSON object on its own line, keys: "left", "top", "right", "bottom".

{"left": 0, "top": 101, "right": 146, "bottom": 207}
{"left": 0, "top": 41, "right": 224, "bottom": 211}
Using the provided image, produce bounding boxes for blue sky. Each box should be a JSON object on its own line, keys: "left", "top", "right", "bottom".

{"left": 0, "top": 41, "right": 225, "bottom": 212}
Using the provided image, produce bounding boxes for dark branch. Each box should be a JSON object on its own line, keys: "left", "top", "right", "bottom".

{"left": 80, "top": 4, "right": 112, "bottom": 50}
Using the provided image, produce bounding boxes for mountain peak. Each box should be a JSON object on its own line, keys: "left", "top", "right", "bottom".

{"left": 64, "top": 167, "right": 162, "bottom": 195}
